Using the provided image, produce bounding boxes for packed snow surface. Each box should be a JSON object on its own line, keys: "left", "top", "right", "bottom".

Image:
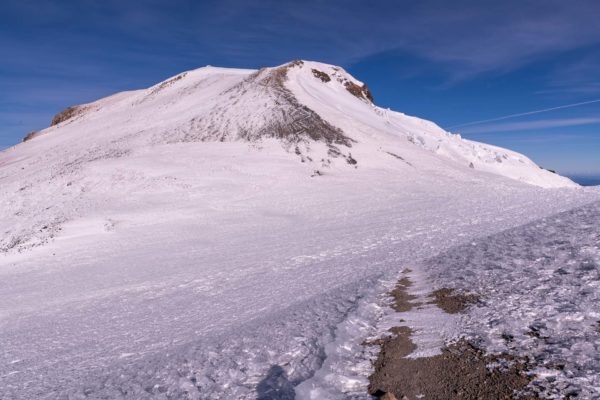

{"left": 0, "top": 60, "right": 598, "bottom": 399}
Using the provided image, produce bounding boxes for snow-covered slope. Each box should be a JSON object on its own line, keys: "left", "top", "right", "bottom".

{"left": 0, "top": 60, "right": 575, "bottom": 254}
{"left": 1, "top": 60, "right": 596, "bottom": 399}
{"left": 16, "top": 60, "right": 573, "bottom": 187}
{"left": 286, "top": 61, "right": 575, "bottom": 188}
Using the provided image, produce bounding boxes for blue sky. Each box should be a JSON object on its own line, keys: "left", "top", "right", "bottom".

{"left": 1, "top": 0, "right": 599, "bottom": 175}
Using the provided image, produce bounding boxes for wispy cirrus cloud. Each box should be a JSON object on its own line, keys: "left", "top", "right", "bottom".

{"left": 449, "top": 99, "right": 600, "bottom": 129}
{"left": 540, "top": 46, "right": 600, "bottom": 96}
{"left": 460, "top": 117, "right": 600, "bottom": 134}
{"left": 179, "top": 0, "right": 600, "bottom": 79}
{"left": 5, "top": 1, "right": 600, "bottom": 78}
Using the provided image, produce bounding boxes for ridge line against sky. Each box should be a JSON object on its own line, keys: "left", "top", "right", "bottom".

{"left": 1, "top": 0, "right": 599, "bottom": 174}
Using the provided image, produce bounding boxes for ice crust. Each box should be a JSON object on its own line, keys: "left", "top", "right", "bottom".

{"left": 423, "top": 201, "right": 600, "bottom": 398}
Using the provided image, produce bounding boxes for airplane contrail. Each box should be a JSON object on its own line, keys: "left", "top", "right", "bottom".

{"left": 448, "top": 98, "right": 600, "bottom": 130}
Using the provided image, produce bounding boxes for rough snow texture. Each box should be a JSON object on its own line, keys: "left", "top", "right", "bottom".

{"left": 423, "top": 201, "right": 600, "bottom": 398}
{"left": 0, "top": 60, "right": 597, "bottom": 399}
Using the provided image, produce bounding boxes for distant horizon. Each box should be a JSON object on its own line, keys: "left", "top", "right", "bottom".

{"left": 567, "top": 174, "right": 600, "bottom": 187}
{"left": 1, "top": 1, "right": 599, "bottom": 174}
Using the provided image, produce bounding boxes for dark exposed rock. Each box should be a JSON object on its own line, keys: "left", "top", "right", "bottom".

{"left": 51, "top": 105, "right": 88, "bottom": 126}
{"left": 346, "top": 153, "right": 357, "bottom": 165}
{"left": 541, "top": 167, "right": 557, "bottom": 174}
{"left": 22, "top": 131, "right": 40, "bottom": 142}
{"left": 369, "top": 333, "right": 536, "bottom": 400}
{"left": 345, "top": 81, "right": 374, "bottom": 102}
{"left": 386, "top": 151, "right": 405, "bottom": 161}
{"left": 311, "top": 69, "right": 331, "bottom": 82}
{"left": 386, "top": 151, "right": 413, "bottom": 166}
{"left": 431, "top": 288, "right": 480, "bottom": 314}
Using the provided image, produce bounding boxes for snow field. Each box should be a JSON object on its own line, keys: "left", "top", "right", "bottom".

{"left": 1, "top": 60, "right": 598, "bottom": 398}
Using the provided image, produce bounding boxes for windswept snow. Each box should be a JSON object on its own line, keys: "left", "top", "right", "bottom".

{"left": 0, "top": 60, "right": 597, "bottom": 399}
{"left": 1, "top": 163, "right": 598, "bottom": 398}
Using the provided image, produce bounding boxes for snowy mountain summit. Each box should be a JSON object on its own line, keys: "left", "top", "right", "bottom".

{"left": 19, "top": 60, "right": 572, "bottom": 186}
{"left": 0, "top": 60, "right": 575, "bottom": 253}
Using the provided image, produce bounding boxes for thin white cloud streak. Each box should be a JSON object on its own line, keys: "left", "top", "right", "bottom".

{"left": 459, "top": 117, "right": 600, "bottom": 134}
{"left": 449, "top": 99, "right": 600, "bottom": 129}
{"left": 195, "top": 0, "right": 600, "bottom": 79}
{"left": 508, "top": 133, "right": 586, "bottom": 144}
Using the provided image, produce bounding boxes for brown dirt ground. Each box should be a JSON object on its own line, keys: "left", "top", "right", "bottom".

{"left": 368, "top": 278, "right": 536, "bottom": 399}
{"left": 389, "top": 277, "right": 418, "bottom": 312}
{"left": 431, "top": 288, "right": 480, "bottom": 314}
{"left": 368, "top": 331, "right": 536, "bottom": 400}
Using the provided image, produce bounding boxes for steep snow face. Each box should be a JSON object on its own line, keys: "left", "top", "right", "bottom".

{"left": 285, "top": 61, "right": 575, "bottom": 188}
{"left": 18, "top": 63, "right": 356, "bottom": 166}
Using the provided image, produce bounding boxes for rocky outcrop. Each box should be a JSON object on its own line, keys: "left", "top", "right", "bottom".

{"left": 21, "top": 104, "right": 89, "bottom": 143}
{"left": 22, "top": 131, "right": 40, "bottom": 142}
{"left": 311, "top": 69, "right": 331, "bottom": 82}
{"left": 345, "top": 81, "right": 374, "bottom": 102}
{"left": 51, "top": 105, "right": 88, "bottom": 126}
